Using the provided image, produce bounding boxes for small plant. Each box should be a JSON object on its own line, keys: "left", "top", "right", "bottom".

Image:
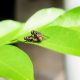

{"left": 0, "top": 6, "right": 80, "bottom": 80}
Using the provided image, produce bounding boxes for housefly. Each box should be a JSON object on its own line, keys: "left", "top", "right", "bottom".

{"left": 24, "top": 30, "right": 45, "bottom": 42}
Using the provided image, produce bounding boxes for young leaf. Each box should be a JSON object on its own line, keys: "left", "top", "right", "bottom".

{"left": 0, "top": 45, "right": 34, "bottom": 80}
{"left": 23, "top": 7, "right": 80, "bottom": 56}
{"left": 50, "top": 6, "right": 80, "bottom": 31}
{"left": 0, "top": 20, "right": 23, "bottom": 45}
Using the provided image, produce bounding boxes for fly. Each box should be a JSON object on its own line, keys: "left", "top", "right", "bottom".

{"left": 24, "top": 30, "right": 46, "bottom": 42}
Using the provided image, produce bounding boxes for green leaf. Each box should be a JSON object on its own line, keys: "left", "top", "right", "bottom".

{"left": 23, "top": 7, "right": 80, "bottom": 56}
{"left": 0, "top": 45, "right": 34, "bottom": 80}
{"left": 50, "top": 6, "right": 80, "bottom": 31}
{"left": 0, "top": 20, "right": 23, "bottom": 45}
{"left": 17, "top": 8, "right": 64, "bottom": 40}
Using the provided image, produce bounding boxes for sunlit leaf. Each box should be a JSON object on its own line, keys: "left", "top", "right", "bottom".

{"left": 0, "top": 45, "right": 34, "bottom": 80}
{"left": 50, "top": 6, "right": 80, "bottom": 31}
{"left": 23, "top": 7, "right": 80, "bottom": 56}
{"left": 1, "top": 7, "right": 80, "bottom": 56}
{"left": 0, "top": 20, "right": 22, "bottom": 45}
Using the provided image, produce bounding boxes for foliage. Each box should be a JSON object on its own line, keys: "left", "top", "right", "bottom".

{"left": 0, "top": 45, "right": 34, "bottom": 80}
{"left": 0, "top": 6, "right": 80, "bottom": 80}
